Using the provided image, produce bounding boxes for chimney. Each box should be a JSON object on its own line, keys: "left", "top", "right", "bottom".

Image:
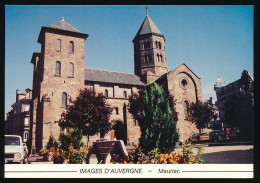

{"left": 25, "top": 88, "right": 32, "bottom": 99}
{"left": 16, "top": 89, "right": 19, "bottom": 102}
{"left": 209, "top": 97, "right": 213, "bottom": 105}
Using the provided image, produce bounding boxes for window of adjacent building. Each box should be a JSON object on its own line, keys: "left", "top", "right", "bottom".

{"left": 62, "top": 92, "right": 67, "bottom": 107}
{"left": 183, "top": 100, "right": 189, "bottom": 115}
{"left": 69, "top": 41, "right": 74, "bottom": 53}
{"left": 24, "top": 131, "right": 29, "bottom": 142}
{"left": 123, "top": 91, "right": 127, "bottom": 98}
{"left": 57, "top": 39, "right": 61, "bottom": 51}
{"left": 68, "top": 62, "right": 74, "bottom": 77}
{"left": 24, "top": 118, "right": 29, "bottom": 126}
{"left": 105, "top": 90, "right": 108, "bottom": 97}
{"left": 55, "top": 61, "right": 61, "bottom": 76}
{"left": 115, "top": 107, "right": 119, "bottom": 115}
{"left": 24, "top": 105, "right": 29, "bottom": 112}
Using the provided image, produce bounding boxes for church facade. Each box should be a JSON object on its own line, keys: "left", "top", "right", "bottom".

{"left": 29, "top": 15, "right": 203, "bottom": 153}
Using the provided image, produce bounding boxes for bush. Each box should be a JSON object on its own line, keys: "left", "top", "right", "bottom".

{"left": 52, "top": 148, "right": 66, "bottom": 164}
{"left": 59, "top": 129, "right": 84, "bottom": 151}
{"left": 39, "top": 148, "right": 49, "bottom": 156}
{"left": 47, "top": 135, "right": 58, "bottom": 149}
{"left": 68, "top": 151, "right": 86, "bottom": 164}
{"left": 67, "top": 146, "right": 88, "bottom": 164}
{"left": 115, "top": 145, "right": 207, "bottom": 164}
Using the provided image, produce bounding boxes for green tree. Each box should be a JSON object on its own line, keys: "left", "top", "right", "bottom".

{"left": 222, "top": 94, "right": 242, "bottom": 129}
{"left": 128, "top": 83, "right": 179, "bottom": 153}
{"left": 59, "top": 88, "right": 113, "bottom": 147}
{"left": 186, "top": 101, "right": 215, "bottom": 133}
{"left": 59, "top": 127, "right": 84, "bottom": 151}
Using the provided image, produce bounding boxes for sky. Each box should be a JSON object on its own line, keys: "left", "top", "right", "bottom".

{"left": 5, "top": 5, "right": 254, "bottom": 118}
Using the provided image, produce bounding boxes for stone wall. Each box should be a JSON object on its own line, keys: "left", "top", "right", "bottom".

{"left": 167, "top": 64, "right": 204, "bottom": 142}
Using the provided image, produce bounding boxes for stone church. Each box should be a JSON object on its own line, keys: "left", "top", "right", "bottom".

{"left": 30, "top": 15, "right": 203, "bottom": 153}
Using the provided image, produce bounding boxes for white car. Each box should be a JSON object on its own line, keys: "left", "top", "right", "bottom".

{"left": 5, "top": 135, "right": 28, "bottom": 164}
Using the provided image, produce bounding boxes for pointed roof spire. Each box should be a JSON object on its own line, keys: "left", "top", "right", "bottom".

{"left": 146, "top": 6, "right": 148, "bottom": 16}
{"left": 37, "top": 18, "right": 89, "bottom": 43}
{"left": 49, "top": 18, "right": 80, "bottom": 33}
{"left": 133, "top": 14, "right": 163, "bottom": 41}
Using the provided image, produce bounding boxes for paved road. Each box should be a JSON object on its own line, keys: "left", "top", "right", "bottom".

{"left": 177, "top": 144, "right": 253, "bottom": 164}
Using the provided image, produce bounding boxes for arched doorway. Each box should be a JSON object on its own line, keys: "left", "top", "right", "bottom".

{"left": 112, "top": 120, "right": 127, "bottom": 145}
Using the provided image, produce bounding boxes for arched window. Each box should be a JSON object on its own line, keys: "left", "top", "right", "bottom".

{"left": 158, "top": 42, "right": 162, "bottom": 49}
{"left": 68, "top": 62, "right": 74, "bottom": 77}
{"left": 157, "top": 54, "right": 160, "bottom": 62}
{"left": 115, "top": 107, "right": 119, "bottom": 115}
{"left": 148, "top": 54, "right": 152, "bottom": 62}
{"left": 145, "top": 54, "right": 148, "bottom": 63}
{"left": 141, "top": 42, "right": 144, "bottom": 50}
{"left": 62, "top": 92, "right": 67, "bottom": 107}
{"left": 155, "top": 41, "right": 158, "bottom": 48}
{"left": 183, "top": 100, "right": 189, "bottom": 115}
{"left": 55, "top": 61, "right": 61, "bottom": 76}
{"left": 144, "top": 41, "right": 150, "bottom": 49}
{"left": 69, "top": 41, "right": 74, "bottom": 53}
{"left": 57, "top": 39, "right": 61, "bottom": 51}
{"left": 123, "top": 91, "right": 127, "bottom": 98}
{"left": 105, "top": 90, "right": 108, "bottom": 97}
{"left": 160, "top": 55, "right": 163, "bottom": 62}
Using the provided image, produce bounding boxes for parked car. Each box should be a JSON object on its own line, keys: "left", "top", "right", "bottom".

{"left": 188, "top": 133, "right": 199, "bottom": 142}
{"left": 197, "top": 133, "right": 209, "bottom": 141}
{"left": 209, "top": 130, "right": 229, "bottom": 142}
{"left": 5, "top": 135, "right": 28, "bottom": 164}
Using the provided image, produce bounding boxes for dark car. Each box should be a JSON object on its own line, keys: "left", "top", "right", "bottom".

{"left": 209, "top": 130, "right": 229, "bottom": 142}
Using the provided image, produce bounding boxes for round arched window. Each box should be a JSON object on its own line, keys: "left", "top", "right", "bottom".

{"left": 183, "top": 100, "right": 189, "bottom": 114}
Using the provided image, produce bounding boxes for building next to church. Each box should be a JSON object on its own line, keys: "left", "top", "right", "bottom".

{"left": 29, "top": 14, "right": 204, "bottom": 154}
{"left": 214, "top": 70, "right": 254, "bottom": 139}
{"left": 5, "top": 89, "right": 32, "bottom": 144}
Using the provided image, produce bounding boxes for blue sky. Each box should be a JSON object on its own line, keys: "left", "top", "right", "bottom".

{"left": 5, "top": 5, "right": 253, "bottom": 117}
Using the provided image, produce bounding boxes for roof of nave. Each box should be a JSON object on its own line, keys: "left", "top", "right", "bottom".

{"left": 84, "top": 68, "right": 145, "bottom": 86}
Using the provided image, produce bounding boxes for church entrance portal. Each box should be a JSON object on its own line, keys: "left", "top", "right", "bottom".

{"left": 113, "top": 120, "right": 127, "bottom": 145}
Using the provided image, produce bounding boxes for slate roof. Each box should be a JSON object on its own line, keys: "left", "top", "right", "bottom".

{"left": 37, "top": 18, "right": 88, "bottom": 43}
{"left": 134, "top": 15, "right": 163, "bottom": 40}
{"left": 49, "top": 18, "right": 80, "bottom": 33}
{"left": 84, "top": 68, "right": 145, "bottom": 86}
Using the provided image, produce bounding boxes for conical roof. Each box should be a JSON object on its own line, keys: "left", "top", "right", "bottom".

{"left": 133, "top": 15, "right": 163, "bottom": 40}
{"left": 49, "top": 17, "right": 80, "bottom": 33}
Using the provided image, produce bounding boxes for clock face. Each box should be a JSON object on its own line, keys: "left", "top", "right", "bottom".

{"left": 180, "top": 77, "right": 189, "bottom": 89}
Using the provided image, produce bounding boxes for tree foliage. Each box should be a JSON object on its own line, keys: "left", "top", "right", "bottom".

{"left": 59, "top": 88, "right": 113, "bottom": 146}
{"left": 128, "top": 83, "right": 179, "bottom": 153}
{"left": 186, "top": 101, "right": 216, "bottom": 133}
{"left": 59, "top": 127, "right": 84, "bottom": 151}
{"left": 222, "top": 94, "right": 242, "bottom": 128}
